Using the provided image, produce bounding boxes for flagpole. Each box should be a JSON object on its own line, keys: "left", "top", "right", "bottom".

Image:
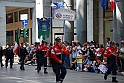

{"left": 17, "top": 28, "right": 20, "bottom": 56}
{"left": 50, "top": 1, "right": 53, "bottom": 43}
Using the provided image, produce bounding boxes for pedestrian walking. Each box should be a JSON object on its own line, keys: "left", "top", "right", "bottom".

{"left": 104, "top": 41, "right": 118, "bottom": 82}
{"left": 37, "top": 41, "right": 49, "bottom": 74}
{"left": 5, "top": 44, "right": 14, "bottom": 68}
{"left": 0, "top": 45, "right": 4, "bottom": 67}
{"left": 51, "top": 37, "right": 69, "bottom": 83}
{"left": 19, "top": 43, "right": 28, "bottom": 70}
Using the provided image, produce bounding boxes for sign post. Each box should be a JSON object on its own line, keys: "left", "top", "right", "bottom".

{"left": 20, "top": 14, "right": 29, "bottom": 40}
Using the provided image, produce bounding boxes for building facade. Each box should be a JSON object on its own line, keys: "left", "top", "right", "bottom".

{"left": 0, "top": 0, "right": 123, "bottom": 46}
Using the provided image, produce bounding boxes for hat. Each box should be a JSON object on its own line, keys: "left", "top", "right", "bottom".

{"left": 55, "top": 37, "right": 61, "bottom": 41}
{"left": 35, "top": 42, "right": 40, "bottom": 44}
{"left": 110, "top": 41, "right": 115, "bottom": 45}
{"left": 42, "top": 40, "right": 45, "bottom": 43}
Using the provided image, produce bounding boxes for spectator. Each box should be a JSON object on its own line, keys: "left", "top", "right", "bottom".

{"left": 76, "top": 50, "right": 83, "bottom": 71}
{"left": 70, "top": 42, "right": 77, "bottom": 70}
{"left": 106, "top": 37, "right": 110, "bottom": 48}
{"left": 98, "top": 57, "right": 108, "bottom": 74}
{"left": 119, "top": 40, "right": 124, "bottom": 76}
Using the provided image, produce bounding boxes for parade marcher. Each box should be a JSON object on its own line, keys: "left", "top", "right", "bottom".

{"left": 104, "top": 41, "right": 118, "bottom": 82}
{"left": 19, "top": 43, "right": 28, "bottom": 70}
{"left": 5, "top": 44, "right": 14, "bottom": 68}
{"left": 35, "top": 42, "right": 40, "bottom": 70}
{"left": 37, "top": 40, "right": 49, "bottom": 74}
{"left": 46, "top": 43, "right": 53, "bottom": 67}
{"left": 0, "top": 45, "right": 4, "bottom": 67}
{"left": 51, "top": 37, "right": 69, "bottom": 83}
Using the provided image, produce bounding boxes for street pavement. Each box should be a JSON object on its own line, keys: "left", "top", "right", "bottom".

{"left": 0, "top": 64, "right": 124, "bottom": 83}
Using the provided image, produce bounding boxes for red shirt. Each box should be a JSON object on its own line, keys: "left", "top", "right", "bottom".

{"left": 104, "top": 47, "right": 117, "bottom": 57}
{"left": 39, "top": 44, "right": 49, "bottom": 51}
{"left": 51, "top": 44, "right": 69, "bottom": 63}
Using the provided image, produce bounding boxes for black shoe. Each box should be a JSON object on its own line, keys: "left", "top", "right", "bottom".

{"left": 112, "top": 77, "right": 118, "bottom": 82}
{"left": 37, "top": 69, "right": 40, "bottom": 73}
{"left": 56, "top": 81, "right": 62, "bottom": 83}
{"left": 10, "top": 66, "right": 13, "bottom": 68}
{"left": 44, "top": 71, "right": 48, "bottom": 74}
{"left": 1, "top": 64, "right": 4, "bottom": 67}
{"left": 22, "top": 68, "right": 25, "bottom": 70}
{"left": 6, "top": 66, "right": 8, "bottom": 68}
{"left": 104, "top": 73, "right": 108, "bottom": 80}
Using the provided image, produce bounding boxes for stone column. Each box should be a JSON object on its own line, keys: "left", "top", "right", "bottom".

{"left": 116, "top": 0, "right": 124, "bottom": 42}
{"left": 0, "top": 3, "right": 6, "bottom": 46}
{"left": 32, "top": 0, "right": 43, "bottom": 43}
{"left": 98, "top": 0, "right": 104, "bottom": 44}
{"left": 87, "top": 0, "right": 93, "bottom": 42}
{"left": 64, "top": 0, "right": 74, "bottom": 44}
{"left": 76, "top": 0, "right": 87, "bottom": 43}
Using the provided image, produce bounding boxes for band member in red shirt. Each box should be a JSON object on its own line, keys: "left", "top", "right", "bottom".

{"left": 51, "top": 37, "right": 69, "bottom": 83}
{"left": 37, "top": 40, "right": 49, "bottom": 74}
{"left": 104, "top": 41, "right": 118, "bottom": 82}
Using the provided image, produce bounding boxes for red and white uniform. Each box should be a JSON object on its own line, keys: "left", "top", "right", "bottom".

{"left": 51, "top": 44, "right": 69, "bottom": 63}
{"left": 104, "top": 47, "right": 117, "bottom": 57}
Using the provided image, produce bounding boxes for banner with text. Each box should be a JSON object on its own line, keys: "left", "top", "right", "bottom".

{"left": 54, "top": 8, "right": 75, "bottom": 21}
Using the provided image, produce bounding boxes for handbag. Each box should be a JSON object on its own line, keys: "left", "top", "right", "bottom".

{"left": 118, "top": 53, "right": 124, "bottom": 59}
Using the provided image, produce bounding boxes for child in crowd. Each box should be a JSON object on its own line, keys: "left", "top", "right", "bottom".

{"left": 98, "top": 57, "right": 108, "bottom": 73}
{"left": 71, "top": 50, "right": 83, "bottom": 71}
{"left": 83, "top": 56, "right": 92, "bottom": 72}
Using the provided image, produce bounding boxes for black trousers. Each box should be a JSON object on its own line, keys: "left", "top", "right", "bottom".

{"left": 20, "top": 58, "right": 25, "bottom": 69}
{"left": 37, "top": 55, "right": 47, "bottom": 70}
{"left": 0, "top": 56, "right": 3, "bottom": 66}
{"left": 106, "top": 62, "right": 117, "bottom": 75}
{"left": 6, "top": 57, "right": 14, "bottom": 67}
{"left": 53, "top": 63, "right": 67, "bottom": 82}
{"left": 121, "top": 59, "right": 124, "bottom": 71}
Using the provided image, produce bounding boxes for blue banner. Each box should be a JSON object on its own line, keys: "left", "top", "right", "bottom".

{"left": 37, "top": 18, "right": 50, "bottom": 40}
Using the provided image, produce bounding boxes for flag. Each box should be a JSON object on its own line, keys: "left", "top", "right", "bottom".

{"left": 13, "top": 30, "right": 19, "bottom": 55}
{"left": 7, "top": 14, "right": 12, "bottom": 21}
{"left": 101, "top": 0, "right": 107, "bottom": 10}
{"left": 37, "top": 18, "right": 50, "bottom": 40}
{"left": 51, "top": 1, "right": 64, "bottom": 18}
{"left": 110, "top": 0, "right": 115, "bottom": 11}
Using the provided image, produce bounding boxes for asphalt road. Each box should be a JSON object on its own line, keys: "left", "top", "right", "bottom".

{"left": 0, "top": 64, "right": 124, "bottom": 83}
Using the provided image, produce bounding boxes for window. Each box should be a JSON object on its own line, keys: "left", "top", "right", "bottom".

{"left": 14, "top": 11, "right": 18, "bottom": 22}
{"left": 6, "top": 30, "right": 13, "bottom": 45}
{"left": 19, "top": 9, "right": 28, "bottom": 21}
{"left": 106, "top": 0, "right": 111, "bottom": 10}
{"left": 6, "top": 13, "right": 13, "bottom": 24}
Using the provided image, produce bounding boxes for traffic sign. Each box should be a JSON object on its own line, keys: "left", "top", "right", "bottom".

{"left": 22, "top": 20, "right": 28, "bottom": 26}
